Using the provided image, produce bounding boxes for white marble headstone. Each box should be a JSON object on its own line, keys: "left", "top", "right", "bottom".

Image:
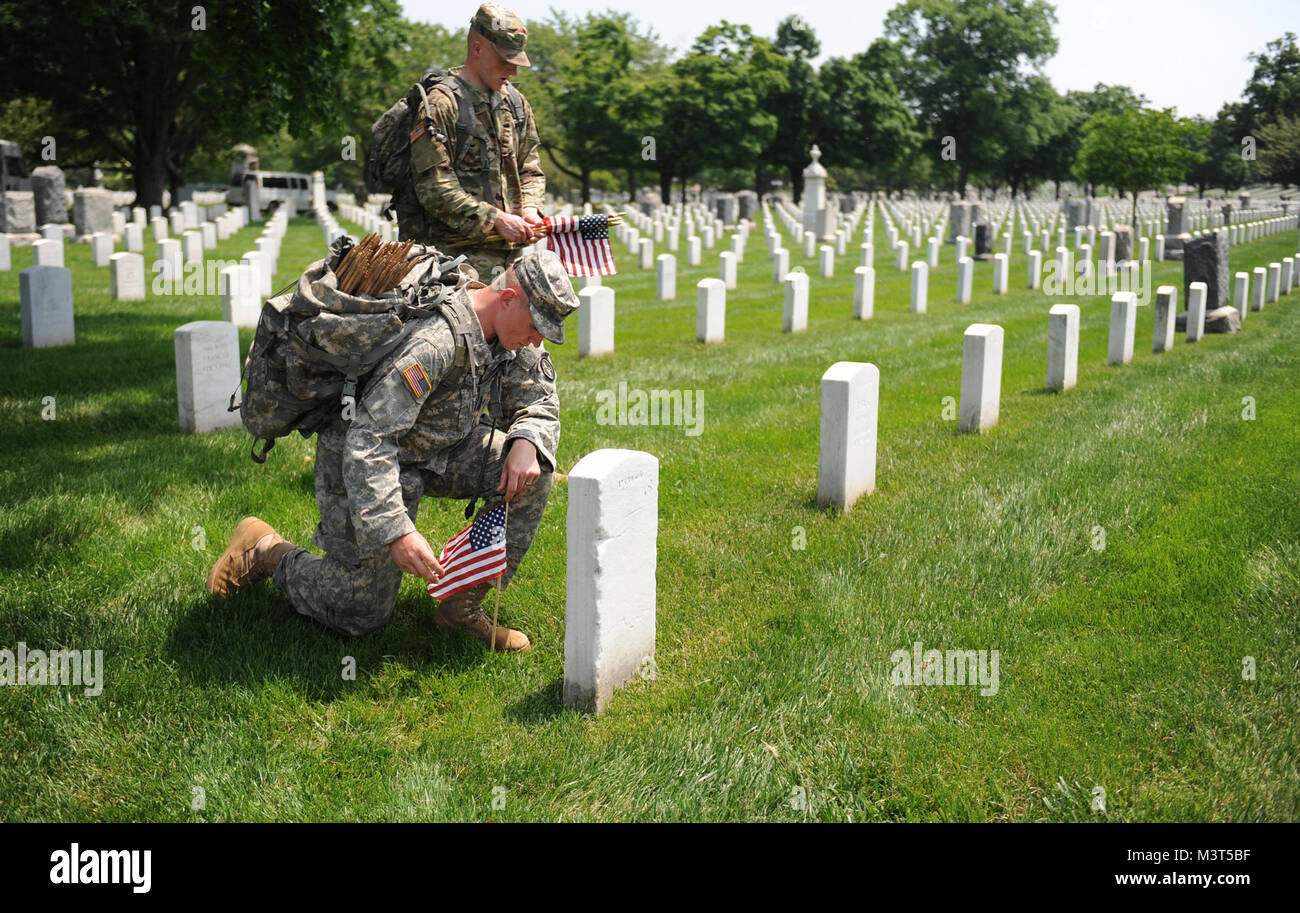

{"left": 578, "top": 285, "right": 615, "bottom": 357}
{"left": 696, "top": 278, "right": 725, "bottom": 343}
{"left": 959, "top": 323, "right": 1003, "bottom": 433}
{"left": 20, "top": 265, "right": 75, "bottom": 348}
{"left": 174, "top": 320, "right": 242, "bottom": 433}
{"left": 817, "top": 361, "right": 879, "bottom": 512}
{"left": 564, "top": 448, "right": 658, "bottom": 715}
{"left": 110, "top": 252, "right": 146, "bottom": 302}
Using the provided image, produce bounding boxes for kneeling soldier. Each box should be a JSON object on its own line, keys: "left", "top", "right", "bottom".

{"left": 207, "top": 249, "right": 578, "bottom": 652}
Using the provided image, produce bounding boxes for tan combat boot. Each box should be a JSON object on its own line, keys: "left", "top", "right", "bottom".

{"left": 206, "top": 517, "right": 298, "bottom": 597}
{"left": 434, "top": 582, "right": 531, "bottom": 653}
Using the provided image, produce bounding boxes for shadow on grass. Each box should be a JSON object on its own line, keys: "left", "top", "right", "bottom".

{"left": 164, "top": 586, "right": 489, "bottom": 699}
{"left": 503, "top": 675, "right": 565, "bottom": 723}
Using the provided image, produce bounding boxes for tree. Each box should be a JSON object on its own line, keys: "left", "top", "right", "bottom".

{"left": 1257, "top": 115, "right": 1300, "bottom": 187}
{"left": 0, "top": 0, "right": 393, "bottom": 208}
{"left": 814, "top": 40, "right": 921, "bottom": 193}
{"left": 637, "top": 23, "right": 783, "bottom": 203}
{"left": 1065, "top": 83, "right": 1146, "bottom": 197}
{"left": 1075, "top": 108, "right": 1203, "bottom": 227}
{"left": 1184, "top": 105, "right": 1255, "bottom": 196}
{"left": 884, "top": 0, "right": 1058, "bottom": 195}
{"left": 1241, "top": 32, "right": 1300, "bottom": 135}
{"left": 759, "top": 15, "right": 821, "bottom": 202}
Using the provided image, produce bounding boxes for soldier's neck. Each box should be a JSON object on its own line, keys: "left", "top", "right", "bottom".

{"left": 472, "top": 287, "right": 499, "bottom": 345}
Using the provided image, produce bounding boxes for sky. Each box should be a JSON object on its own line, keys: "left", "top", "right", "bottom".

{"left": 401, "top": 0, "right": 1294, "bottom": 119}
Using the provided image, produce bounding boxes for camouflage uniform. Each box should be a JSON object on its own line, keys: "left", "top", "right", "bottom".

{"left": 271, "top": 284, "right": 562, "bottom": 637}
{"left": 407, "top": 5, "right": 545, "bottom": 283}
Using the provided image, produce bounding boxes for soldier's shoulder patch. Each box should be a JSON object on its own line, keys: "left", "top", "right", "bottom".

{"left": 409, "top": 120, "right": 427, "bottom": 144}
{"left": 540, "top": 352, "right": 555, "bottom": 381}
{"left": 399, "top": 359, "right": 431, "bottom": 399}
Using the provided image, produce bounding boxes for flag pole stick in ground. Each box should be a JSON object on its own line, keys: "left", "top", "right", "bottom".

{"left": 491, "top": 501, "right": 510, "bottom": 653}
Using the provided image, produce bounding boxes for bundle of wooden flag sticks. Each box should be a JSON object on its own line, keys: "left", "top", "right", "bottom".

{"left": 333, "top": 234, "right": 415, "bottom": 296}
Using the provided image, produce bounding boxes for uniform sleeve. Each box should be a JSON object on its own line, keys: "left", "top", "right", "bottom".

{"left": 516, "top": 96, "right": 546, "bottom": 213}
{"left": 410, "top": 88, "right": 498, "bottom": 241}
{"left": 343, "top": 337, "right": 451, "bottom": 550}
{"left": 500, "top": 345, "right": 560, "bottom": 471}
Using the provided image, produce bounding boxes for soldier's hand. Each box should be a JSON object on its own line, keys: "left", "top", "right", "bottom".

{"left": 493, "top": 211, "right": 536, "bottom": 244}
{"left": 498, "top": 439, "right": 541, "bottom": 502}
{"left": 521, "top": 207, "right": 544, "bottom": 229}
{"left": 388, "top": 531, "right": 444, "bottom": 582}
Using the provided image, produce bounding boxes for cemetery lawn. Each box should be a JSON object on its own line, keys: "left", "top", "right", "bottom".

{"left": 1, "top": 214, "right": 1297, "bottom": 822}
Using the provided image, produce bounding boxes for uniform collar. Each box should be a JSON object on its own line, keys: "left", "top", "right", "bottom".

{"left": 448, "top": 65, "right": 506, "bottom": 107}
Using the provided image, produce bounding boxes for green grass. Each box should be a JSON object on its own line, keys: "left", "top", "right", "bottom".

{"left": 1, "top": 209, "right": 1297, "bottom": 821}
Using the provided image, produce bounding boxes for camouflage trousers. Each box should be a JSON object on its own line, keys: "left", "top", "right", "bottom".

{"left": 272, "top": 419, "right": 553, "bottom": 637}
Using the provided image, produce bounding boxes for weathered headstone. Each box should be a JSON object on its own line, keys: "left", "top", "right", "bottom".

{"left": 578, "top": 285, "right": 615, "bottom": 357}
{"left": 1113, "top": 225, "right": 1133, "bottom": 262}
{"left": 20, "top": 265, "right": 75, "bottom": 347}
{"left": 656, "top": 253, "right": 676, "bottom": 301}
{"left": 1028, "top": 249, "right": 1042, "bottom": 289}
{"left": 1251, "top": 267, "right": 1266, "bottom": 312}
{"left": 1182, "top": 229, "right": 1229, "bottom": 311}
{"left": 1108, "top": 292, "right": 1137, "bottom": 364}
{"left": 992, "top": 252, "right": 1008, "bottom": 293}
{"left": 1203, "top": 306, "right": 1241, "bottom": 334}
{"left": 817, "top": 362, "right": 880, "bottom": 512}
{"left": 563, "top": 448, "right": 658, "bottom": 715}
{"left": 959, "top": 324, "right": 1003, "bottom": 433}
{"left": 1165, "top": 197, "right": 1188, "bottom": 259}
{"left": 110, "top": 252, "right": 146, "bottom": 302}
{"left": 696, "top": 278, "right": 725, "bottom": 343}
{"left": 973, "top": 222, "right": 993, "bottom": 261}
{"left": 1047, "top": 304, "right": 1079, "bottom": 392}
{"left": 687, "top": 236, "right": 701, "bottom": 266}
{"left": 30, "top": 166, "right": 67, "bottom": 226}
{"left": 0, "top": 234, "right": 8, "bottom": 271}
{"left": 819, "top": 245, "right": 834, "bottom": 279}
{"left": 949, "top": 201, "right": 972, "bottom": 242}
{"left": 174, "top": 321, "right": 242, "bottom": 433}
{"left": 0, "top": 191, "right": 36, "bottom": 233}
{"left": 72, "top": 188, "right": 114, "bottom": 237}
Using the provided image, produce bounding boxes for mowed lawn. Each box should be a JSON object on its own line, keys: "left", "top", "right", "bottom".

{"left": 0, "top": 207, "right": 1297, "bottom": 822}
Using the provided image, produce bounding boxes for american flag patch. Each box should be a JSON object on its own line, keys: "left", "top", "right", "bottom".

{"left": 400, "top": 360, "right": 431, "bottom": 399}
{"left": 409, "top": 121, "right": 426, "bottom": 144}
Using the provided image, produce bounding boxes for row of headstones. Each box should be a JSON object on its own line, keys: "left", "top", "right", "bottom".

{"left": 16, "top": 203, "right": 284, "bottom": 352}
{"left": 814, "top": 269, "right": 1299, "bottom": 515}
{"left": 575, "top": 237, "right": 1300, "bottom": 361}
{"left": 336, "top": 202, "right": 396, "bottom": 241}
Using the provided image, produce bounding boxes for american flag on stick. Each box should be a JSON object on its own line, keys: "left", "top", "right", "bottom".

{"left": 542, "top": 214, "right": 619, "bottom": 277}
{"left": 426, "top": 504, "right": 508, "bottom": 600}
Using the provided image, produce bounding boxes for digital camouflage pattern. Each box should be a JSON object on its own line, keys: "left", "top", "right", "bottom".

{"left": 272, "top": 286, "right": 559, "bottom": 636}
{"left": 408, "top": 65, "right": 545, "bottom": 254}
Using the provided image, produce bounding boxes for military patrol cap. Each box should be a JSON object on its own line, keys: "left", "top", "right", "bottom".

{"left": 513, "top": 250, "right": 578, "bottom": 344}
{"left": 471, "top": 3, "right": 530, "bottom": 67}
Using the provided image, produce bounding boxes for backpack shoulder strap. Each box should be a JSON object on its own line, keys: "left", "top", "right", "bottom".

{"left": 505, "top": 84, "right": 526, "bottom": 128}
{"left": 428, "top": 74, "right": 478, "bottom": 166}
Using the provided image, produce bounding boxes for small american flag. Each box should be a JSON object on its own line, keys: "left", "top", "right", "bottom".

{"left": 426, "top": 504, "right": 508, "bottom": 600}
{"left": 543, "top": 214, "right": 618, "bottom": 277}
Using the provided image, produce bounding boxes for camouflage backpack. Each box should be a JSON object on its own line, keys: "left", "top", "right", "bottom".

{"left": 230, "top": 235, "right": 480, "bottom": 463}
{"left": 364, "top": 70, "right": 525, "bottom": 240}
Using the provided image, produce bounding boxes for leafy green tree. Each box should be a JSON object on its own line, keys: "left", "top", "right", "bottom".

{"left": 1257, "top": 115, "right": 1300, "bottom": 187}
{"left": 637, "top": 22, "right": 783, "bottom": 203}
{"left": 1076, "top": 107, "right": 1203, "bottom": 227}
{"left": 1184, "top": 105, "right": 1255, "bottom": 196}
{"left": 1241, "top": 32, "right": 1300, "bottom": 136}
{"left": 815, "top": 40, "right": 921, "bottom": 193}
{"left": 0, "top": 0, "right": 395, "bottom": 208}
{"left": 884, "top": 0, "right": 1058, "bottom": 195}
{"left": 1064, "top": 83, "right": 1147, "bottom": 197}
{"left": 759, "top": 15, "right": 821, "bottom": 202}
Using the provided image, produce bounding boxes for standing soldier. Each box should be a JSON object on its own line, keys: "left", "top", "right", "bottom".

{"left": 407, "top": 3, "right": 546, "bottom": 281}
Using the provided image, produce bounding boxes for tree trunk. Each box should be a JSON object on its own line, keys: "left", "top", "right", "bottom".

{"left": 581, "top": 169, "right": 591, "bottom": 204}
{"left": 659, "top": 166, "right": 671, "bottom": 206}
{"left": 789, "top": 165, "right": 803, "bottom": 204}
